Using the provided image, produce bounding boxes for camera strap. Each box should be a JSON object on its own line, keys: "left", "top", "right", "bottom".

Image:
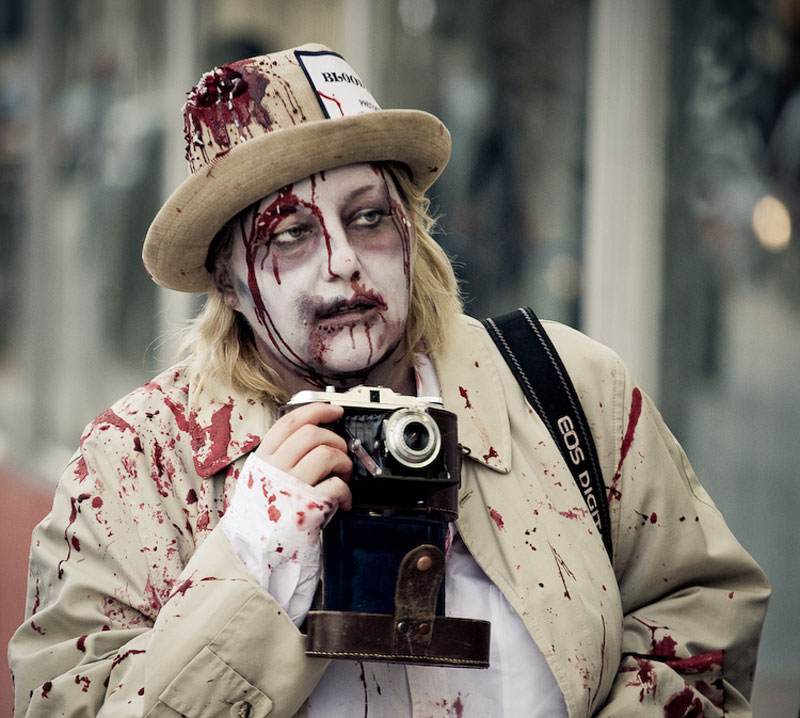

{"left": 481, "top": 307, "right": 613, "bottom": 559}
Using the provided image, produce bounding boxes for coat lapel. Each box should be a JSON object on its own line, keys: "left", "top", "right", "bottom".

{"left": 183, "top": 372, "right": 273, "bottom": 478}
{"left": 434, "top": 317, "right": 512, "bottom": 474}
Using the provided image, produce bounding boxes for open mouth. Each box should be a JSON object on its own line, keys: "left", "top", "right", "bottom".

{"left": 316, "top": 295, "right": 387, "bottom": 326}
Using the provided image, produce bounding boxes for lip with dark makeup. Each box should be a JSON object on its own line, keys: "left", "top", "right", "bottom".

{"left": 312, "top": 291, "right": 389, "bottom": 329}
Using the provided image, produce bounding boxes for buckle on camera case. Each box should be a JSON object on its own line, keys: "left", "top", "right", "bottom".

{"left": 305, "top": 544, "right": 491, "bottom": 668}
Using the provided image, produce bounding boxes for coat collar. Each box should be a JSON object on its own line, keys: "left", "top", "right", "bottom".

{"left": 181, "top": 315, "right": 512, "bottom": 478}
{"left": 179, "top": 370, "right": 273, "bottom": 478}
{"left": 433, "top": 315, "right": 512, "bottom": 474}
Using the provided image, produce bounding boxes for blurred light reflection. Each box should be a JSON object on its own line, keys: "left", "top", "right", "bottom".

{"left": 752, "top": 194, "right": 791, "bottom": 252}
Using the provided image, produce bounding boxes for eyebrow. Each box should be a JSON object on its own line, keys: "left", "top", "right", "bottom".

{"left": 342, "top": 183, "right": 386, "bottom": 204}
{"left": 259, "top": 181, "right": 387, "bottom": 218}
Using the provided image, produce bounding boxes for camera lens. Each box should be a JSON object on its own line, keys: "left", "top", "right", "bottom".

{"left": 403, "top": 423, "right": 429, "bottom": 452}
{"left": 384, "top": 408, "right": 441, "bottom": 468}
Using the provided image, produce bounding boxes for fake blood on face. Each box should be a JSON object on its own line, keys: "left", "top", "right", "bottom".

{"left": 242, "top": 184, "right": 313, "bottom": 376}
{"left": 232, "top": 164, "right": 411, "bottom": 388}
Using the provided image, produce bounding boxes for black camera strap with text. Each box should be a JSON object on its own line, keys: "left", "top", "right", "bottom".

{"left": 481, "top": 307, "right": 613, "bottom": 559}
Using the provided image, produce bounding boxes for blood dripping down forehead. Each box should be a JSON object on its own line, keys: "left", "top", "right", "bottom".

{"left": 183, "top": 60, "right": 273, "bottom": 171}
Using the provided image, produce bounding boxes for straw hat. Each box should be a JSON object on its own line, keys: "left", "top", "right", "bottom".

{"left": 142, "top": 43, "right": 452, "bottom": 293}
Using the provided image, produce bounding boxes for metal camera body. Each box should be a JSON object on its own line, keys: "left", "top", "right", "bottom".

{"left": 283, "top": 385, "right": 461, "bottom": 519}
{"left": 281, "top": 385, "right": 461, "bottom": 616}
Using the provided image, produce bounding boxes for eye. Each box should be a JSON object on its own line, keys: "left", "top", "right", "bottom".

{"left": 269, "top": 223, "right": 314, "bottom": 248}
{"left": 350, "top": 208, "right": 386, "bottom": 228}
{"left": 274, "top": 225, "right": 306, "bottom": 242}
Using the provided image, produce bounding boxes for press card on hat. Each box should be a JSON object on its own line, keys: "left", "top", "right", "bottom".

{"left": 296, "top": 49, "right": 382, "bottom": 118}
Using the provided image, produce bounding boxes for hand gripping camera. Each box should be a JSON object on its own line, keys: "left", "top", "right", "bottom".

{"left": 281, "top": 386, "right": 490, "bottom": 668}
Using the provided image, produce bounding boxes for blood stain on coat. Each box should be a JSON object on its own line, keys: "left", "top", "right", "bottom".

{"left": 666, "top": 651, "right": 724, "bottom": 710}
{"left": 458, "top": 386, "right": 472, "bottom": 409}
{"left": 30, "top": 582, "right": 45, "bottom": 635}
{"left": 623, "top": 656, "right": 657, "bottom": 702}
{"left": 76, "top": 634, "right": 88, "bottom": 652}
{"left": 111, "top": 649, "right": 146, "bottom": 670}
{"left": 357, "top": 661, "right": 369, "bottom": 717}
{"left": 482, "top": 446, "right": 499, "bottom": 463}
{"left": 196, "top": 508, "right": 211, "bottom": 531}
{"left": 30, "top": 621, "right": 45, "bottom": 636}
{"left": 58, "top": 493, "right": 91, "bottom": 578}
{"left": 608, "top": 387, "right": 643, "bottom": 502}
{"left": 74, "top": 675, "right": 91, "bottom": 692}
{"left": 160, "top": 394, "right": 238, "bottom": 476}
{"left": 172, "top": 578, "right": 193, "bottom": 598}
{"left": 634, "top": 510, "right": 658, "bottom": 527}
{"left": 559, "top": 507, "right": 587, "bottom": 521}
{"left": 594, "top": 615, "right": 608, "bottom": 702}
{"left": 73, "top": 457, "right": 89, "bottom": 483}
{"left": 549, "top": 543, "right": 576, "bottom": 599}
{"left": 633, "top": 616, "right": 678, "bottom": 658}
{"left": 150, "top": 442, "right": 174, "bottom": 498}
{"left": 40, "top": 681, "right": 52, "bottom": 698}
{"left": 487, "top": 506, "right": 504, "bottom": 530}
{"left": 92, "top": 408, "right": 137, "bottom": 437}
{"left": 664, "top": 686, "right": 704, "bottom": 717}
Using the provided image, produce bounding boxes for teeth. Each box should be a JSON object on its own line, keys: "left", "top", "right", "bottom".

{"left": 327, "top": 303, "right": 371, "bottom": 317}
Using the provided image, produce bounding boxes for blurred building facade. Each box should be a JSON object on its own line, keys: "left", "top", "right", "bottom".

{"left": 1, "top": 0, "right": 798, "bottom": 714}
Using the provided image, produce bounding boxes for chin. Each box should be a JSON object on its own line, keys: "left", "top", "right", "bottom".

{"left": 315, "top": 355, "right": 382, "bottom": 378}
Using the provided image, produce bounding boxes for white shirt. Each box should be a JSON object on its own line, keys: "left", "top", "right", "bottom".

{"left": 221, "top": 358, "right": 567, "bottom": 717}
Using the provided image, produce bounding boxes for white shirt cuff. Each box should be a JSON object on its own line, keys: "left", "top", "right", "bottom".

{"left": 221, "top": 453, "right": 337, "bottom": 625}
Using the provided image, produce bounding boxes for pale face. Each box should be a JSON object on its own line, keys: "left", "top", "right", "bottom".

{"left": 223, "top": 163, "right": 413, "bottom": 388}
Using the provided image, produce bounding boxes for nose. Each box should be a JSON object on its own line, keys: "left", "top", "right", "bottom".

{"left": 323, "top": 223, "right": 361, "bottom": 281}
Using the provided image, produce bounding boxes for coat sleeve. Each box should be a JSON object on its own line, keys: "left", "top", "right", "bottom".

{"left": 8, "top": 417, "right": 328, "bottom": 717}
{"left": 585, "top": 350, "right": 770, "bottom": 716}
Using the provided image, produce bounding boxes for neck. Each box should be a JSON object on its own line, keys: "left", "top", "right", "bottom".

{"left": 258, "top": 337, "right": 417, "bottom": 400}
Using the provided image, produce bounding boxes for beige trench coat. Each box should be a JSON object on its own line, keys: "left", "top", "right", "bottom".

{"left": 9, "top": 315, "right": 770, "bottom": 717}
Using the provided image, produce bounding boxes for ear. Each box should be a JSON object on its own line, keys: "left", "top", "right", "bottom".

{"left": 211, "top": 263, "right": 241, "bottom": 311}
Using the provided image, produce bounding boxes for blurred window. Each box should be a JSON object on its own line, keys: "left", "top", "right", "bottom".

{"left": 661, "top": 0, "right": 800, "bottom": 694}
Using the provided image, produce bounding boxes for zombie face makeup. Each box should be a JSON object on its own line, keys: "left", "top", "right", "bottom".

{"left": 223, "top": 163, "right": 413, "bottom": 388}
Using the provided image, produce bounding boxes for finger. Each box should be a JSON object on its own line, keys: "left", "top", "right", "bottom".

{"left": 257, "top": 402, "right": 344, "bottom": 456}
{"left": 314, "top": 476, "right": 353, "bottom": 511}
{"left": 263, "top": 424, "right": 349, "bottom": 473}
{"left": 292, "top": 444, "right": 353, "bottom": 487}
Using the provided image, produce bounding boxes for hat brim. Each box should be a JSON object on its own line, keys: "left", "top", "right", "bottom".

{"left": 143, "top": 109, "right": 451, "bottom": 293}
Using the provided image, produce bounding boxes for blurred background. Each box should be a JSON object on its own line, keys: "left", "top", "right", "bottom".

{"left": 1, "top": 0, "right": 798, "bottom": 714}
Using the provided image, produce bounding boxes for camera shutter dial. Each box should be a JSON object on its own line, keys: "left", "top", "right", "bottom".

{"left": 383, "top": 409, "right": 442, "bottom": 469}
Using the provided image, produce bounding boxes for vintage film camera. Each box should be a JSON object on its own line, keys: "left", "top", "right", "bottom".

{"left": 281, "top": 385, "right": 490, "bottom": 667}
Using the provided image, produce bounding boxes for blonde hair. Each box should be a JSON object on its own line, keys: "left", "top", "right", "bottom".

{"left": 178, "top": 162, "right": 463, "bottom": 403}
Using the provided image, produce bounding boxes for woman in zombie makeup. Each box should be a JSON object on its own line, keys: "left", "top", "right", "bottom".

{"left": 9, "top": 44, "right": 769, "bottom": 718}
